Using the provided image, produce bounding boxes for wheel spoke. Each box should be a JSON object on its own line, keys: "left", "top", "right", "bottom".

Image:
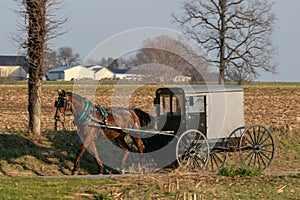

{"left": 253, "top": 126, "right": 257, "bottom": 144}
{"left": 259, "top": 150, "right": 273, "bottom": 162}
{"left": 212, "top": 154, "right": 220, "bottom": 169}
{"left": 257, "top": 129, "right": 267, "bottom": 143}
{"left": 246, "top": 151, "right": 255, "bottom": 167}
{"left": 257, "top": 152, "right": 267, "bottom": 169}
{"left": 246, "top": 131, "right": 255, "bottom": 145}
{"left": 259, "top": 134, "right": 272, "bottom": 146}
{"left": 243, "top": 135, "right": 254, "bottom": 146}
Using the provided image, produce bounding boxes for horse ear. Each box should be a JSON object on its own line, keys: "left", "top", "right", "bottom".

{"left": 57, "top": 89, "right": 66, "bottom": 96}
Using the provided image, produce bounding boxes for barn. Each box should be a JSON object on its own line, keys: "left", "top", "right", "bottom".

{"left": 86, "top": 65, "right": 114, "bottom": 80}
{"left": 0, "top": 55, "right": 27, "bottom": 79}
{"left": 47, "top": 65, "right": 94, "bottom": 81}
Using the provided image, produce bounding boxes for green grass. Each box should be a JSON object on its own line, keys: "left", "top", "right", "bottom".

{"left": 0, "top": 177, "right": 115, "bottom": 200}
{"left": 0, "top": 175, "right": 299, "bottom": 199}
{"left": 218, "top": 166, "right": 262, "bottom": 177}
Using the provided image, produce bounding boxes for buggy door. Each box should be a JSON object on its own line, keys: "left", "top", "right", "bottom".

{"left": 156, "top": 91, "right": 184, "bottom": 134}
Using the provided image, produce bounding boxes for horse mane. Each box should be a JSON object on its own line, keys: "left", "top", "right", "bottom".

{"left": 65, "top": 92, "right": 90, "bottom": 102}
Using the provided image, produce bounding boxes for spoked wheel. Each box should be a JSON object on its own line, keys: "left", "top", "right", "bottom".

{"left": 176, "top": 130, "right": 209, "bottom": 172}
{"left": 205, "top": 142, "right": 228, "bottom": 173}
{"left": 239, "top": 124, "right": 275, "bottom": 170}
{"left": 129, "top": 144, "right": 157, "bottom": 173}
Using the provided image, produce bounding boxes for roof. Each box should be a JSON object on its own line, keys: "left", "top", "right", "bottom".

{"left": 0, "top": 55, "right": 28, "bottom": 71}
{"left": 156, "top": 85, "right": 243, "bottom": 96}
{"left": 48, "top": 66, "right": 77, "bottom": 72}
{"left": 110, "top": 69, "right": 129, "bottom": 74}
{"left": 86, "top": 65, "right": 109, "bottom": 73}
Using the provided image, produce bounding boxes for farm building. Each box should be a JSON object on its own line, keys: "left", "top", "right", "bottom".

{"left": 47, "top": 65, "right": 94, "bottom": 81}
{"left": 0, "top": 55, "right": 27, "bottom": 79}
{"left": 111, "top": 69, "right": 140, "bottom": 80}
{"left": 86, "top": 65, "right": 114, "bottom": 80}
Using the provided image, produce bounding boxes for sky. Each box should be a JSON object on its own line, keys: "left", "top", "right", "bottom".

{"left": 0, "top": 0, "right": 299, "bottom": 82}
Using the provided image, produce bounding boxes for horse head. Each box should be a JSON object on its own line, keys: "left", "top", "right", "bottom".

{"left": 54, "top": 89, "right": 72, "bottom": 122}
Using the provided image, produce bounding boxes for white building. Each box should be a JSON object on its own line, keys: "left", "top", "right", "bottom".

{"left": 47, "top": 65, "right": 94, "bottom": 81}
{"left": 86, "top": 65, "right": 114, "bottom": 80}
{"left": 0, "top": 55, "right": 27, "bottom": 79}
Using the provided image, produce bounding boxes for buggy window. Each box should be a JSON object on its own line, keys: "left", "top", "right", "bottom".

{"left": 159, "top": 94, "right": 182, "bottom": 115}
{"left": 186, "top": 96, "right": 205, "bottom": 113}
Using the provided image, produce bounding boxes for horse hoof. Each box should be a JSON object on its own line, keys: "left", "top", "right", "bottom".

{"left": 71, "top": 170, "right": 78, "bottom": 175}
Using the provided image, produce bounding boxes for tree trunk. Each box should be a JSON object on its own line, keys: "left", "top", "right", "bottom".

{"left": 28, "top": 80, "right": 42, "bottom": 134}
{"left": 219, "top": 0, "right": 226, "bottom": 85}
{"left": 27, "top": 0, "right": 46, "bottom": 135}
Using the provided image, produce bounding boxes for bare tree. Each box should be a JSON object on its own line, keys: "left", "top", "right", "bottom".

{"left": 56, "top": 46, "right": 81, "bottom": 66}
{"left": 173, "top": 0, "right": 277, "bottom": 84}
{"left": 44, "top": 49, "right": 57, "bottom": 73}
{"left": 127, "top": 35, "right": 209, "bottom": 82}
{"left": 15, "top": 0, "right": 67, "bottom": 135}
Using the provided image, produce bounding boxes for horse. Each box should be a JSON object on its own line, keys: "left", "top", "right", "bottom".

{"left": 54, "top": 90, "right": 145, "bottom": 174}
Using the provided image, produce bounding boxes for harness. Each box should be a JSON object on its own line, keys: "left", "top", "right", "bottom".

{"left": 75, "top": 100, "right": 94, "bottom": 126}
{"left": 75, "top": 101, "right": 109, "bottom": 127}
{"left": 95, "top": 105, "right": 109, "bottom": 125}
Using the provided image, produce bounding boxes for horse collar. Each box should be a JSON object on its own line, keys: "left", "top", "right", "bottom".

{"left": 76, "top": 101, "right": 93, "bottom": 126}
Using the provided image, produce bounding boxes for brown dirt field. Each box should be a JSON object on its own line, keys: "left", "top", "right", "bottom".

{"left": 0, "top": 83, "right": 299, "bottom": 176}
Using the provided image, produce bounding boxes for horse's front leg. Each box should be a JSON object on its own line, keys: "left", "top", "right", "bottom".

{"left": 72, "top": 134, "right": 93, "bottom": 175}
{"left": 54, "top": 119, "right": 66, "bottom": 131}
{"left": 89, "top": 142, "right": 104, "bottom": 174}
{"left": 72, "top": 143, "right": 87, "bottom": 175}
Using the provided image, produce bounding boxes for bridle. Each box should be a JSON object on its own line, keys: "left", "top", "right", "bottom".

{"left": 54, "top": 95, "right": 72, "bottom": 125}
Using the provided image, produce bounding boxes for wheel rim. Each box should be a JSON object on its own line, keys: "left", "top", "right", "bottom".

{"left": 227, "top": 126, "right": 245, "bottom": 151}
{"left": 239, "top": 124, "right": 275, "bottom": 170}
{"left": 176, "top": 130, "right": 209, "bottom": 172}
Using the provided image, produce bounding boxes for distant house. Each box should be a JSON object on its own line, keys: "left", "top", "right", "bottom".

{"left": 111, "top": 69, "right": 139, "bottom": 80}
{"left": 173, "top": 74, "right": 192, "bottom": 82}
{"left": 47, "top": 65, "right": 94, "bottom": 81}
{"left": 0, "top": 55, "right": 27, "bottom": 79}
{"left": 86, "top": 65, "right": 114, "bottom": 80}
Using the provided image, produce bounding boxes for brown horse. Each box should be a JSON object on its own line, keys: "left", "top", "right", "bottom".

{"left": 54, "top": 90, "right": 144, "bottom": 174}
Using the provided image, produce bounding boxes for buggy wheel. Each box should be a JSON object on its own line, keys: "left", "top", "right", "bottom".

{"left": 239, "top": 124, "right": 275, "bottom": 170}
{"left": 129, "top": 143, "right": 157, "bottom": 173}
{"left": 226, "top": 126, "right": 245, "bottom": 166}
{"left": 176, "top": 129, "right": 209, "bottom": 172}
{"left": 205, "top": 142, "right": 227, "bottom": 173}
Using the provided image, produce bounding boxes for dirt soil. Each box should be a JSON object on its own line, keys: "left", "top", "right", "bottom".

{"left": 0, "top": 83, "right": 299, "bottom": 177}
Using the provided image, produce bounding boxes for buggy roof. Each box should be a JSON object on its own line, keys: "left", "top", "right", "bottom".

{"left": 157, "top": 85, "right": 243, "bottom": 96}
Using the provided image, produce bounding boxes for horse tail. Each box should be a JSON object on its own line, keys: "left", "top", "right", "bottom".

{"left": 133, "top": 108, "right": 151, "bottom": 128}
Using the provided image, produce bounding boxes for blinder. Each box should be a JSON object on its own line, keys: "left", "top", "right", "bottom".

{"left": 54, "top": 96, "right": 67, "bottom": 108}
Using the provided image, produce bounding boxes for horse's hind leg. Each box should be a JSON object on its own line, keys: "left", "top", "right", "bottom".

{"left": 131, "top": 136, "right": 144, "bottom": 154}
{"left": 89, "top": 142, "right": 104, "bottom": 174}
{"left": 114, "top": 136, "right": 130, "bottom": 173}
